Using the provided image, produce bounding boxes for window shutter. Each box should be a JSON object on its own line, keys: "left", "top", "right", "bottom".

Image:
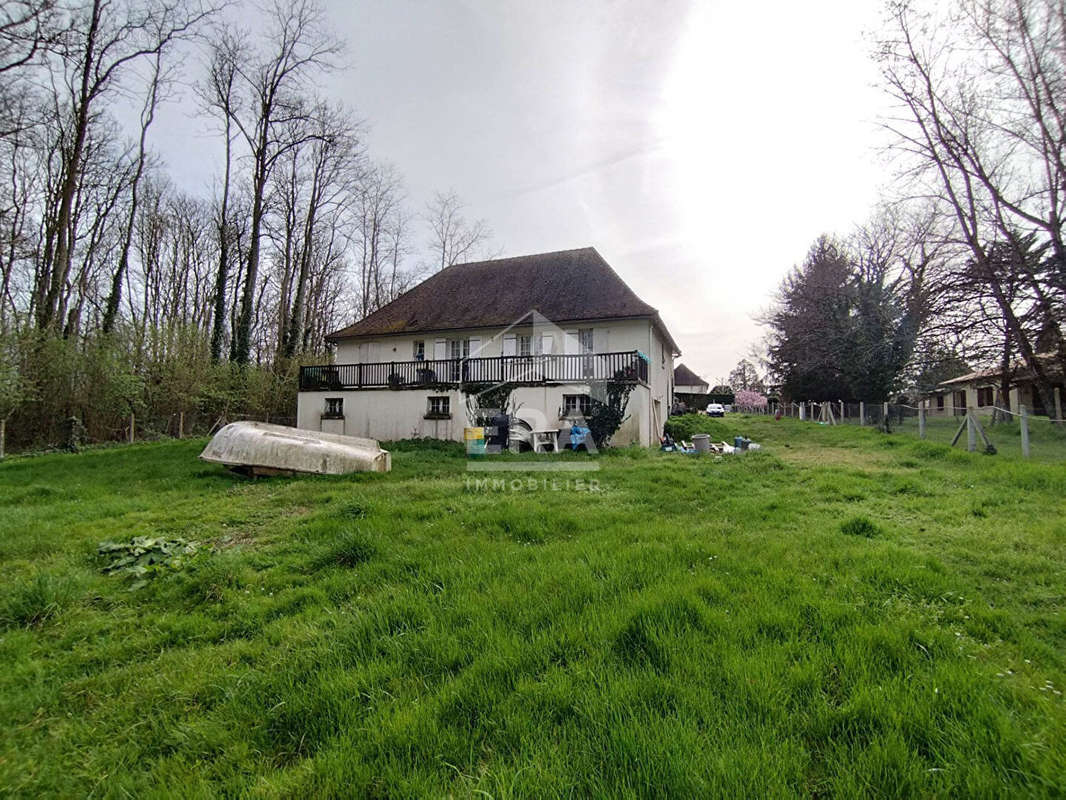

{"left": 434, "top": 339, "right": 447, "bottom": 360}
{"left": 502, "top": 334, "right": 517, "bottom": 356}
{"left": 541, "top": 333, "right": 553, "bottom": 354}
{"left": 468, "top": 337, "right": 481, "bottom": 357}
{"left": 564, "top": 330, "right": 579, "bottom": 355}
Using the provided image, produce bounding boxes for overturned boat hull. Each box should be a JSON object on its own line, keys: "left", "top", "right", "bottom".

{"left": 200, "top": 421, "right": 391, "bottom": 476}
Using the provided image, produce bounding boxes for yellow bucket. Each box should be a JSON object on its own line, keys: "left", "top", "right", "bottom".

{"left": 464, "top": 427, "right": 484, "bottom": 441}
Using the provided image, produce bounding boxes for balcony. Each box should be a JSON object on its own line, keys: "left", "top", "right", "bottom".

{"left": 299, "top": 350, "right": 649, "bottom": 391}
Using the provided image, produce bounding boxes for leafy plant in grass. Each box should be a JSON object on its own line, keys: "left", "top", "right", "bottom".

{"left": 97, "top": 536, "right": 204, "bottom": 589}
{"left": 1, "top": 573, "right": 76, "bottom": 628}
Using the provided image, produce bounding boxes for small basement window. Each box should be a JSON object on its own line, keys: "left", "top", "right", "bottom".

{"left": 426, "top": 395, "right": 451, "bottom": 419}
{"left": 562, "top": 394, "right": 593, "bottom": 418}
{"left": 323, "top": 397, "right": 344, "bottom": 419}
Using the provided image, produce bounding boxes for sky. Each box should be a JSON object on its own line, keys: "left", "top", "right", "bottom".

{"left": 154, "top": 0, "right": 893, "bottom": 385}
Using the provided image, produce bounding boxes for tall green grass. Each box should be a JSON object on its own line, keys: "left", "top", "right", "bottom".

{"left": 1, "top": 419, "right": 1064, "bottom": 796}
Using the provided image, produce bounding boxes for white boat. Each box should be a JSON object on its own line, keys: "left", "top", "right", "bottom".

{"left": 200, "top": 421, "right": 391, "bottom": 476}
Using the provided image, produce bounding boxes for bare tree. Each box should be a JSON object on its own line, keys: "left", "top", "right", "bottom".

{"left": 353, "top": 162, "right": 412, "bottom": 316}
{"left": 280, "top": 103, "right": 362, "bottom": 358}
{"left": 33, "top": 0, "right": 215, "bottom": 333}
{"left": 199, "top": 26, "right": 242, "bottom": 362}
{"left": 102, "top": 45, "right": 169, "bottom": 334}
{"left": 425, "top": 189, "right": 494, "bottom": 271}
{"left": 210, "top": 0, "right": 342, "bottom": 365}
{"left": 0, "top": 1, "right": 60, "bottom": 137}
{"left": 878, "top": 0, "right": 1066, "bottom": 411}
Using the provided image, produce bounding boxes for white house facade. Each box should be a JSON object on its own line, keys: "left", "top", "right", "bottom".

{"left": 296, "top": 248, "right": 679, "bottom": 447}
{"left": 673, "top": 363, "right": 709, "bottom": 394}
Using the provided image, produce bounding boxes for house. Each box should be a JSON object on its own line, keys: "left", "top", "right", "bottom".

{"left": 924, "top": 355, "right": 1064, "bottom": 419}
{"left": 673, "top": 363, "right": 709, "bottom": 394}
{"left": 296, "top": 247, "right": 680, "bottom": 446}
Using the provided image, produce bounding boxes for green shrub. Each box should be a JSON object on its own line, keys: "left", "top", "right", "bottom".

{"left": 664, "top": 413, "right": 732, "bottom": 441}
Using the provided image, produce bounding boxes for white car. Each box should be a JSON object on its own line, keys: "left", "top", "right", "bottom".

{"left": 705, "top": 403, "right": 725, "bottom": 417}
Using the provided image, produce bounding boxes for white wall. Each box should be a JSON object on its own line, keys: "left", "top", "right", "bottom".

{"left": 927, "top": 383, "right": 1016, "bottom": 416}
{"left": 334, "top": 319, "right": 658, "bottom": 365}
{"left": 326, "top": 317, "right": 672, "bottom": 445}
{"left": 298, "top": 383, "right": 652, "bottom": 445}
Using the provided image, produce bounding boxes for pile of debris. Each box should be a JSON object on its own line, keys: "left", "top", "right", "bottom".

{"left": 660, "top": 433, "right": 762, "bottom": 455}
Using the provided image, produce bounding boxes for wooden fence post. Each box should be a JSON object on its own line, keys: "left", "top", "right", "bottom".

{"left": 178, "top": 410, "right": 185, "bottom": 439}
{"left": 859, "top": 401, "right": 865, "bottom": 426}
{"left": 129, "top": 413, "right": 135, "bottom": 445}
{"left": 966, "top": 407, "right": 976, "bottom": 452}
{"left": 1020, "top": 404, "right": 1030, "bottom": 458}
{"left": 919, "top": 402, "right": 926, "bottom": 439}
{"left": 799, "top": 402, "right": 806, "bottom": 421}
{"left": 1055, "top": 387, "right": 1063, "bottom": 425}
{"left": 882, "top": 402, "right": 889, "bottom": 421}
{"left": 839, "top": 400, "right": 844, "bottom": 421}
{"left": 0, "top": 418, "right": 5, "bottom": 460}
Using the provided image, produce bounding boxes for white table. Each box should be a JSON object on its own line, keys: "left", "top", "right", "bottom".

{"left": 531, "top": 428, "right": 560, "bottom": 453}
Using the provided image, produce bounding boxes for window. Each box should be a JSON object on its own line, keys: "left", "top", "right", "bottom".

{"left": 413, "top": 340, "right": 424, "bottom": 361}
{"left": 977, "top": 387, "right": 994, "bottom": 407}
{"left": 578, "top": 328, "right": 594, "bottom": 354}
{"left": 426, "top": 396, "right": 450, "bottom": 418}
{"left": 936, "top": 394, "right": 944, "bottom": 410}
{"left": 448, "top": 338, "right": 470, "bottom": 360}
{"left": 324, "top": 397, "right": 343, "bottom": 418}
{"left": 517, "top": 334, "right": 532, "bottom": 357}
{"left": 563, "top": 394, "right": 593, "bottom": 417}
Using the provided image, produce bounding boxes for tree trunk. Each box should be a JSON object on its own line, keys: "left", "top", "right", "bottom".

{"left": 233, "top": 168, "right": 264, "bottom": 365}
{"left": 38, "top": 1, "right": 101, "bottom": 332}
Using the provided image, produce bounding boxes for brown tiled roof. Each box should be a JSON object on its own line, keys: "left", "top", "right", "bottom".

{"left": 328, "top": 247, "right": 679, "bottom": 352}
{"left": 673, "top": 363, "right": 706, "bottom": 386}
{"left": 934, "top": 353, "right": 1064, "bottom": 389}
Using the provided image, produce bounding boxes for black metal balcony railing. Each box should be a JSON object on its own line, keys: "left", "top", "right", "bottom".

{"left": 300, "top": 350, "right": 649, "bottom": 391}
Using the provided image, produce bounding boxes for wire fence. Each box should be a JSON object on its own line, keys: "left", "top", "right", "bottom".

{"left": 1, "top": 411, "right": 297, "bottom": 460}
{"left": 779, "top": 400, "right": 1066, "bottom": 461}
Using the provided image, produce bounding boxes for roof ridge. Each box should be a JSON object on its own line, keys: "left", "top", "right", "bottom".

{"left": 441, "top": 246, "right": 598, "bottom": 272}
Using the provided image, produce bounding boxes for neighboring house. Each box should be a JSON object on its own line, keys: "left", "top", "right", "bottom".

{"left": 297, "top": 247, "right": 680, "bottom": 446}
{"left": 924, "top": 355, "right": 1065, "bottom": 418}
{"left": 673, "top": 363, "right": 709, "bottom": 394}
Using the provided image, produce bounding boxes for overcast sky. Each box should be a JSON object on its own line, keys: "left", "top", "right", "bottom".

{"left": 157, "top": 0, "right": 893, "bottom": 384}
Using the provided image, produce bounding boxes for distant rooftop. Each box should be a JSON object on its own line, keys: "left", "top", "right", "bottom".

{"left": 673, "top": 363, "right": 706, "bottom": 386}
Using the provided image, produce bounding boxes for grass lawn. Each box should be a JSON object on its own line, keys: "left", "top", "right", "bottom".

{"left": 2, "top": 417, "right": 1065, "bottom": 797}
